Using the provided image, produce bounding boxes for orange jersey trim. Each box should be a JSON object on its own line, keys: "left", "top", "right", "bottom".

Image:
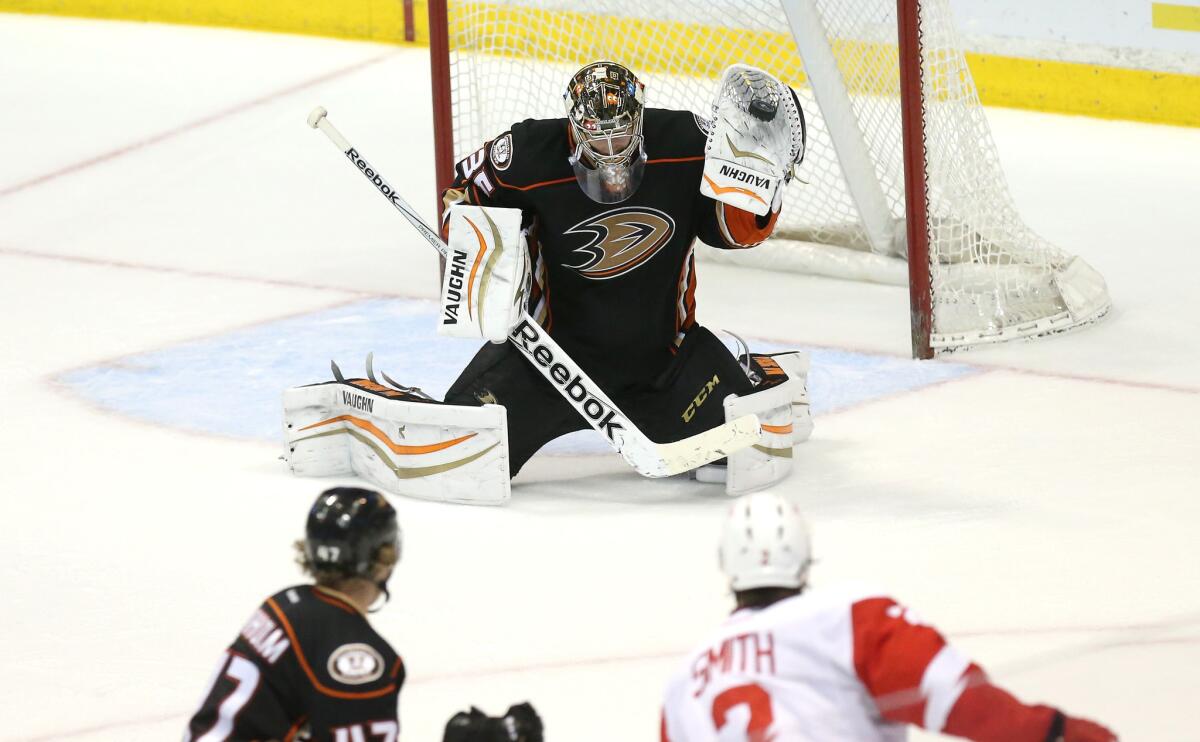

{"left": 265, "top": 597, "right": 397, "bottom": 701}
{"left": 494, "top": 173, "right": 577, "bottom": 191}
{"left": 494, "top": 154, "right": 704, "bottom": 192}
{"left": 284, "top": 715, "right": 308, "bottom": 742}
{"left": 312, "top": 587, "right": 361, "bottom": 616}
{"left": 299, "top": 415, "right": 476, "bottom": 455}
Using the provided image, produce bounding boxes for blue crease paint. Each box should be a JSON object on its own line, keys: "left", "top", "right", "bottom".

{"left": 57, "top": 298, "right": 980, "bottom": 454}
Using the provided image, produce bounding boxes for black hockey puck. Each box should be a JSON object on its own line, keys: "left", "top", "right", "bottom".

{"left": 748, "top": 98, "right": 778, "bottom": 122}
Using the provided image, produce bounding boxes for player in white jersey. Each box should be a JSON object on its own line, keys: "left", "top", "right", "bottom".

{"left": 660, "top": 493, "right": 1118, "bottom": 742}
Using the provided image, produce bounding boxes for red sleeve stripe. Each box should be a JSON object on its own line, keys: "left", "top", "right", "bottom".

{"left": 919, "top": 645, "right": 971, "bottom": 732}
{"left": 851, "top": 597, "right": 949, "bottom": 726}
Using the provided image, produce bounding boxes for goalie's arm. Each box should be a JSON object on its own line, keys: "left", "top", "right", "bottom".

{"left": 697, "top": 198, "right": 781, "bottom": 250}
{"left": 440, "top": 134, "right": 519, "bottom": 237}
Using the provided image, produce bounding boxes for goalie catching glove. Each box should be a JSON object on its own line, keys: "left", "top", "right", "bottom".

{"left": 701, "top": 64, "right": 806, "bottom": 216}
{"left": 440, "top": 205, "right": 530, "bottom": 343}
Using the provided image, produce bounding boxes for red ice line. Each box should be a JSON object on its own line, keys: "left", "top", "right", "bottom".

{"left": 9, "top": 243, "right": 1198, "bottom": 398}
{"left": 0, "top": 39, "right": 1194, "bottom": 398}
{"left": 0, "top": 51, "right": 396, "bottom": 200}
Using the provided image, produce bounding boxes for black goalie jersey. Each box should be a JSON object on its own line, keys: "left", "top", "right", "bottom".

{"left": 442, "top": 108, "right": 780, "bottom": 391}
{"left": 185, "top": 585, "right": 403, "bottom": 742}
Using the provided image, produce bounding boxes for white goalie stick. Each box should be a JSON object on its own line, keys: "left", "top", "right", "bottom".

{"left": 306, "top": 106, "right": 761, "bottom": 477}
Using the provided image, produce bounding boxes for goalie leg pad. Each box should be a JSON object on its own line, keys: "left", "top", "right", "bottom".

{"left": 694, "top": 350, "right": 812, "bottom": 495}
{"left": 283, "top": 378, "right": 510, "bottom": 505}
{"left": 765, "top": 350, "right": 813, "bottom": 445}
{"left": 722, "top": 376, "right": 796, "bottom": 495}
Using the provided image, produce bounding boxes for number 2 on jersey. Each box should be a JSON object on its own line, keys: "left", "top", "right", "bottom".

{"left": 712, "top": 683, "right": 775, "bottom": 741}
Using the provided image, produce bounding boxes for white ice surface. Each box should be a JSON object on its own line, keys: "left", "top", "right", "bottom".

{"left": 1, "top": 13, "right": 1198, "bottom": 742}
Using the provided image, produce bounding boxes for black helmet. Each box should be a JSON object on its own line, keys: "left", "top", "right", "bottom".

{"left": 304, "top": 487, "right": 400, "bottom": 580}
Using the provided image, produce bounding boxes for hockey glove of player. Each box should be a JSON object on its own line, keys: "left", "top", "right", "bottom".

{"left": 701, "top": 64, "right": 806, "bottom": 216}
{"left": 443, "top": 702, "right": 544, "bottom": 742}
{"left": 1047, "top": 711, "right": 1118, "bottom": 742}
{"left": 441, "top": 205, "right": 531, "bottom": 344}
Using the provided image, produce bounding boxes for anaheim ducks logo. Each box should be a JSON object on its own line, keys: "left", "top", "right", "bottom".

{"left": 564, "top": 207, "right": 676, "bottom": 280}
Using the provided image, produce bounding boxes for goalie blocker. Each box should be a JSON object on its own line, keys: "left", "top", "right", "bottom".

{"left": 439, "top": 205, "right": 529, "bottom": 344}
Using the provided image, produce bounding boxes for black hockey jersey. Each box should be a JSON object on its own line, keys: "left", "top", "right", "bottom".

{"left": 443, "top": 109, "right": 778, "bottom": 390}
{"left": 185, "top": 584, "right": 403, "bottom": 742}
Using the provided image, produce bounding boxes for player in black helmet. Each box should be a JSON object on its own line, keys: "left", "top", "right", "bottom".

{"left": 184, "top": 487, "right": 404, "bottom": 742}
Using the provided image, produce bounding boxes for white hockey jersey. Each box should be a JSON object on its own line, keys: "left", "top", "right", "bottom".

{"left": 660, "top": 584, "right": 975, "bottom": 742}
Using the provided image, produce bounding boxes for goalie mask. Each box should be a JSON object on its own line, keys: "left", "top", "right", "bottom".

{"left": 564, "top": 60, "right": 646, "bottom": 204}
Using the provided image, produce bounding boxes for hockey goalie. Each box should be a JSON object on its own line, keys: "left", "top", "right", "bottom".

{"left": 284, "top": 61, "right": 813, "bottom": 504}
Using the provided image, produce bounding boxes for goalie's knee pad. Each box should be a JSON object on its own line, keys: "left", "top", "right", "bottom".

{"left": 696, "top": 350, "right": 812, "bottom": 495}
{"left": 283, "top": 377, "right": 510, "bottom": 505}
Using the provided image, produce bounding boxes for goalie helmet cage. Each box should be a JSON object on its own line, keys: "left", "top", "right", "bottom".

{"left": 427, "top": 0, "right": 1111, "bottom": 359}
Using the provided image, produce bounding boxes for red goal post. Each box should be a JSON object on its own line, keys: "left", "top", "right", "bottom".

{"left": 427, "top": 0, "right": 1110, "bottom": 359}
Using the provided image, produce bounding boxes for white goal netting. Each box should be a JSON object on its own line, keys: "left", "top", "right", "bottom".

{"left": 440, "top": 0, "right": 1110, "bottom": 352}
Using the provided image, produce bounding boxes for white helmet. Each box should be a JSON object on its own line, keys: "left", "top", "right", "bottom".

{"left": 719, "top": 492, "right": 813, "bottom": 591}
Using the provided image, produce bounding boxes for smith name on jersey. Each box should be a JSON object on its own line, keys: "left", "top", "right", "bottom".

{"left": 443, "top": 108, "right": 780, "bottom": 390}
{"left": 660, "top": 583, "right": 1071, "bottom": 742}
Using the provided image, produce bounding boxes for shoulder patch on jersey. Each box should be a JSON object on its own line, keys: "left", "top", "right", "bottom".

{"left": 327, "top": 643, "right": 385, "bottom": 685}
{"left": 490, "top": 132, "right": 514, "bottom": 171}
{"left": 693, "top": 112, "right": 713, "bottom": 137}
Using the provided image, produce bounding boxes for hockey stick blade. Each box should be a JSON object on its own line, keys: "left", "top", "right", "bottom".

{"left": 627, "top": 413, "right": 762, "bottom": 477}
{"left": 307, "top": 108, "right": 762, "bottom": 477}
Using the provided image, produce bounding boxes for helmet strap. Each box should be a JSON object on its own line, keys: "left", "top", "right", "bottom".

{"left": 367, "top": 573, "right": 393, "bottom": 614}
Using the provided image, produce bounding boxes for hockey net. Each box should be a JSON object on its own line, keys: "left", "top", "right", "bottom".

{"left": 430, "top": 0, "right": 1110, "bottom": 355}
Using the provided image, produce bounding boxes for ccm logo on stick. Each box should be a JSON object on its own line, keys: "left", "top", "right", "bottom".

{"left": 510, "top": 320, "right": 626, "bottom": 441}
